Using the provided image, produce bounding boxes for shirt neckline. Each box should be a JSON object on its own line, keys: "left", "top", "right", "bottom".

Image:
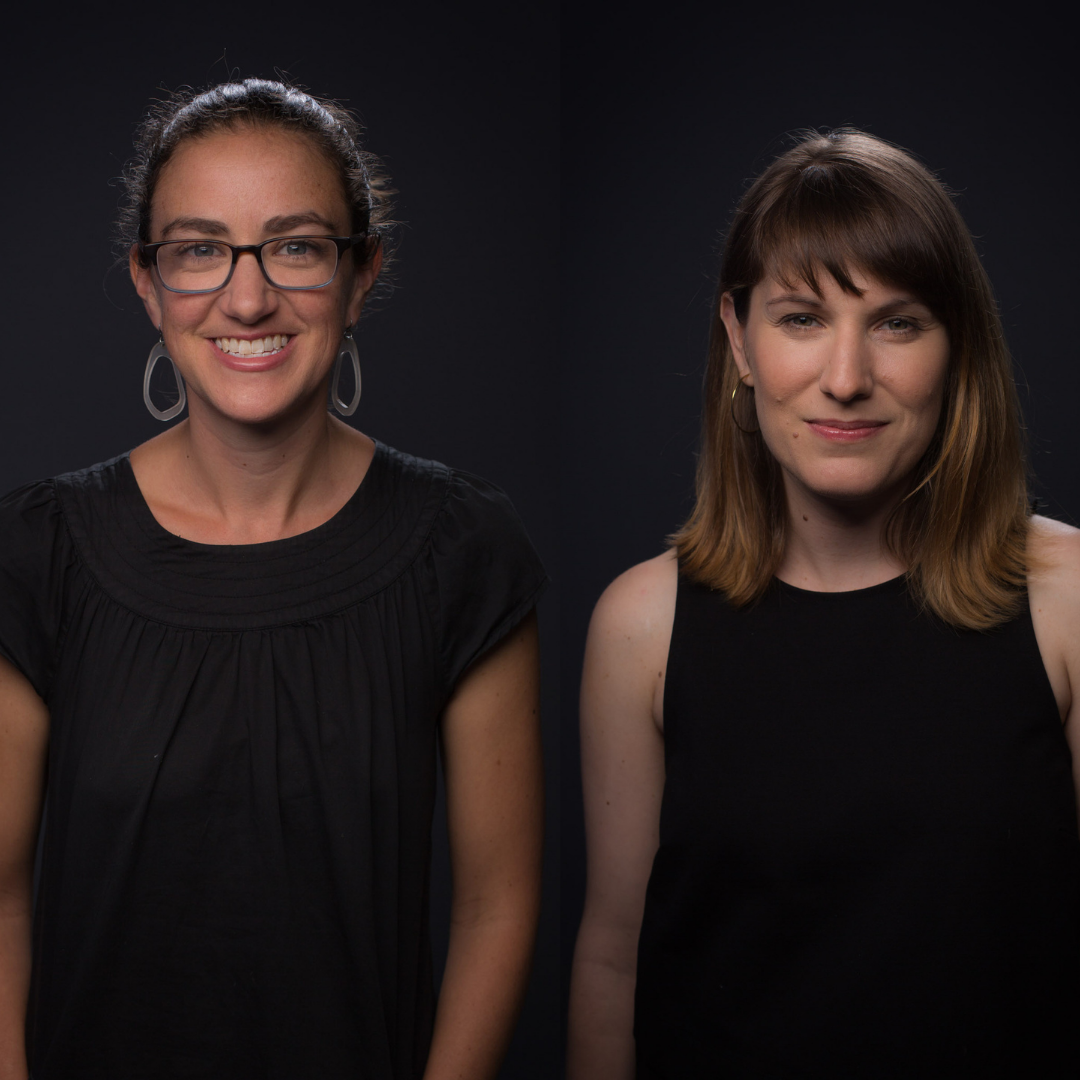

{"left": 54, "top": 441, "right": 452, "bottom": 629}
{"left": 772, "top": 572, "right": 908, "bottom": 599}
{"left": 117, "top": 440, "right": 389, "bottom": 557}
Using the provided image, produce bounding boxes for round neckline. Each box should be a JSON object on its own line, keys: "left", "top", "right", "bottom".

{"left": 55, "top": 442, "right": 453, "bottom": 629}
{"left": 119, "top": 440, "right": 388, "bottom": 556}
{"left": 772, "top": 572, "right": 908, "bottom": 598}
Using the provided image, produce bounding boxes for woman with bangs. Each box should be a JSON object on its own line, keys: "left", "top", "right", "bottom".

{"left": 568, "top": 129, "right": 1080, "bottom": 1077}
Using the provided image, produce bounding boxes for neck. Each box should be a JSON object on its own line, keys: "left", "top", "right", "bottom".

{"left": 776, "top": 477, "right": 907, "bottom": 592}
{"left": 130, "top": 388, "right": 373, "bottom": 544}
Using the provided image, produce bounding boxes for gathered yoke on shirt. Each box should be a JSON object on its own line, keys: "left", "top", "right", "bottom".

{"left": 0, "top": 442, "right": 546, "bottom": 1080}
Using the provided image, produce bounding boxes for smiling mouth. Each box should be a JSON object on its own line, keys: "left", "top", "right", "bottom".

{"left": 808, "top": 419, "right": 887, "bottom": 430}
{"left": 806, "top": 419, "right": 888, "bottom": 442}
{"left": 214, "top": 334, "right": 290, "bottom": 357}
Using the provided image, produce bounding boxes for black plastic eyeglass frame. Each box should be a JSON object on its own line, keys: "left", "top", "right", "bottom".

{"left": 139, "top": 233, "right": 369, "bottom": 294}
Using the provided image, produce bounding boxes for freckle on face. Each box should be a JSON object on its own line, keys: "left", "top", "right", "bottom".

{"left": 739, "top": 271, "right": 950, "bottom": 506}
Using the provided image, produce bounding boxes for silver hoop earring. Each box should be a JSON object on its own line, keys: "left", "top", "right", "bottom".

{"left": 143, "top": 337, "right": 187, "bottom": 422}
{"left": 331, "top": 329, "right": 362, "bottom": 417}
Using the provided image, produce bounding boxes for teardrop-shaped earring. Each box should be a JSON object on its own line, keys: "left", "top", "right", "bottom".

{"left": 143, "top": 336, "right": 187, "bottom": 422}
{"left": 331, "top": 329, "right": 362, "bottom": 417}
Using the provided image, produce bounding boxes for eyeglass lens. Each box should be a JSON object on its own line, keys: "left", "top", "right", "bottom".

{"left": 155, "top": 237, "right": 341, "bottom": 291}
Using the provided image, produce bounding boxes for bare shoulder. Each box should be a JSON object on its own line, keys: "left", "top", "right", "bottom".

{"left": 1029, "top": 513, "right": 1080, "bottom": 545}
{"left": 1027, "top": 516, "right": 1080, "bottom": 722}
{"left": 586, "top": 549, "right": 678, "bottom": 731}
{"left": 1028, "top": 515, "right": 1080, "bottom": 593}
{"left": 590, "top": 548, "right": 678, "bottom": 641}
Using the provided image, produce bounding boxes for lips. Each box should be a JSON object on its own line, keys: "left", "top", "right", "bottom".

{"left": 810, "top": 419, "right": 886, "bottom": 429}
{"left": 806, "top": 419, "right": 888, "bottom": 442}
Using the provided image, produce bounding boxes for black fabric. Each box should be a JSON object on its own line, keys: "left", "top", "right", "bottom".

{"left": 635, "top": 573, "right": 1080, "bottom": 1078}
{"left": 0, "top": 442, "right": 546, "bottom": 1080}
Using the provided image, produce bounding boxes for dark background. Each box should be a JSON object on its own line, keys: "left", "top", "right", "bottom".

{"left": 3, "top": 4, "right": 559, "bottom": 1078}
{"left": 4, "top": 3, "right": 1078, "bottom": 1076}
{"left": 560, "top": 4, "right": 1079, "bottom": 1071}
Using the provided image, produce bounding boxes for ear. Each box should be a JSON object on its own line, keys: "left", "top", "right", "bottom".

{"left": 345, "top": 240, "right": 384, "bottom": 326}
{"left": 719, "top": 291, "right": 753, "bottom": 387}
{"left": 130, "top": 245, "right": 163, "bottom": 331}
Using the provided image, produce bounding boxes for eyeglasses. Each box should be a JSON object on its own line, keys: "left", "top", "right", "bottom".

{"left": 139, "top": 234, "right": 368, "bottom": 294}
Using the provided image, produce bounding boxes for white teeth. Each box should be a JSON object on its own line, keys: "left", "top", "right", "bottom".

{"left": 213, "top": 335, "right": 290, "bottom": 357}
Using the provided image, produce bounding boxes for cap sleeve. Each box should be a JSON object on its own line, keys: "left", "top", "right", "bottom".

{"left": 426, "top": 470, "right": 548, "bottom": 692}
{"left": 0, "top": 480, "right": 70, "bottom": 700}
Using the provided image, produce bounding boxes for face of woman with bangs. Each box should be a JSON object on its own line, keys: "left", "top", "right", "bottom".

{"left": 720, "top": 266, "right": 950, "bottom": 513}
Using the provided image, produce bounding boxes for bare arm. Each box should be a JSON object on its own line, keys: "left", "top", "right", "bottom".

{"left": 567, "top": 552, "right": 676, "bottom": 1080}
{"left": 422, "top": 611, "right": 543, "bottom": 1080}
{"left": 0, "top": 656, "right": 48, "bottom": 1080}
{"left": 1058, "top": 574, "right": 1080, "bottom": 830}
{"left": 1028, "top": 519, "right": 1080, "bottom": 829}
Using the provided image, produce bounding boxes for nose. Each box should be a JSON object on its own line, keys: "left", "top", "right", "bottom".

{"left": 817, "top": 323, "right": 874, "bottom": 402}
{"left": 218, "top": 249, "right": 279, "bottom": 323}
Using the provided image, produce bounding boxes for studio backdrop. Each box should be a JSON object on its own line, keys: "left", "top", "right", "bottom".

{"left": 3, "top": 3, "right": 1077, "bottom": 1075}
{"left": 2, "top": 6, "right": 559, "bottom": 1078}
{"left": 559, "top": 5, "right": 1080, "bottom": 1062}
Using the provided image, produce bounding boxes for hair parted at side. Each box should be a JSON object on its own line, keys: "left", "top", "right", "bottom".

{"left": 672, "top": 128, "right": 1032, "bottom": 630}
{"left": 117, "top": 78, "right": 395, "bottom": 289}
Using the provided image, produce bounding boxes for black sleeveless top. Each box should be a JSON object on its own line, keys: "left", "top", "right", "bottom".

{"left": 635, "top": 573, "right": 1080, "bottom": 1078}
{"left": 0, "top": 444, "right": 547, "bottom": 1080}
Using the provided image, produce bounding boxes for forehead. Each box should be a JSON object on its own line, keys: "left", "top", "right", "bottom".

{"left": 150, "top": 126, "right": 348, "bottom": 235}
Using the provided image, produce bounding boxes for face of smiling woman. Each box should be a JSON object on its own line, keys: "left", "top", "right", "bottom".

{"left": 131, "top": 124, "right": 377, "bottom": 427}
{"left": 721, "top": 268, "right": 950, "bottom": 512}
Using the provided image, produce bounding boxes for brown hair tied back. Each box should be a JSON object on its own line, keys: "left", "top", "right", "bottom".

{"left": 672, "top": 128, "right": 1031, "bottom": 630}
{"left": 118, "top": 78, "right": 395, "bottom": 287}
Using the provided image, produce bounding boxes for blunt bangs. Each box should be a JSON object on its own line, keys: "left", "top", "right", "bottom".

{"left": 726, "top": 132, "right": 967, "bottom": 337}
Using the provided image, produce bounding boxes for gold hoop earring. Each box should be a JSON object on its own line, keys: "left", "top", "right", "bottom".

{"left": 730, "top": 377, "right": 759, "bottom": 435}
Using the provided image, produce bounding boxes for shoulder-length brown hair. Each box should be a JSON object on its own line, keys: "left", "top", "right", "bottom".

{"left": 672, "top": 129, "right": 1031, "bottom": 630}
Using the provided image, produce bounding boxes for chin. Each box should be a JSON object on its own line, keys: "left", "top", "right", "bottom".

{"left": 200, "top": 390, "right": 318, "bottom": 427}
{"left": 790, "top": 464, "right": 905, "bottom": 505}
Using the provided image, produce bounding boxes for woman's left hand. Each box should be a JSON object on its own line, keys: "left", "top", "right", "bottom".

{"left": 424, "top": 610, "right": 543, "bottom": 1080}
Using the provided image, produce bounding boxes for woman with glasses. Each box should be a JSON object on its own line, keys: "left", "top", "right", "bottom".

{"left": 0, "top": 80, "right": 545, "bottom": 1080}
{"left": 567, "top": 130, "right": 1080, "bottom": 1077}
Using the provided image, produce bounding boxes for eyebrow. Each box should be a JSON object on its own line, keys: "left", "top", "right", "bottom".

{"left": 765, "top": 292, "right": 824, "bottom": 308}
{"left": 158, "top": 211, "right": 342, "bottom": 240}
{"left": 263, "top": 212, "right": 342, "bottom": 235}
{"left": 765, "top": 292, "right": 930, "bottom": 317}
{"left": 159, "top": 216, "right": 230, "bottom": 239}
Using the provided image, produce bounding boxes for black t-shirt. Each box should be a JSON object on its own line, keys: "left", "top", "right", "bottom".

{"left": 0, "top": 442, "right": 547, "bottom": 1080}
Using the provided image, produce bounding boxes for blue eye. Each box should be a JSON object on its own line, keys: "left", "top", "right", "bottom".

{"left": 175, "top": 242, "right": 225, "bottom": 260}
